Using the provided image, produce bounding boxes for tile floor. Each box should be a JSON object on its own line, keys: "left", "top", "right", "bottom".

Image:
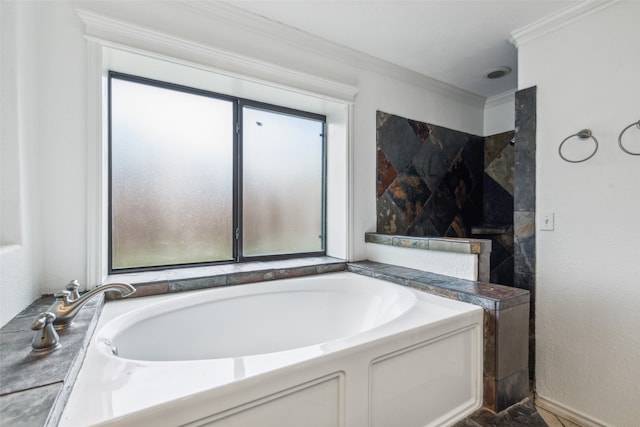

{"left": 536, "top": 405, "right": 583, "bottom": 427}
{"left": 453, "top": 398, "right": 584, "bottom": 427}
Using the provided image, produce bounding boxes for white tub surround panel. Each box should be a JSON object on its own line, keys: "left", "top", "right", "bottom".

{"left": 61, "top": 273, "right": 484, "bottom": 427}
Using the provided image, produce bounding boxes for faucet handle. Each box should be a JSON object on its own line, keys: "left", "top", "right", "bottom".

{"left": 54, "top": 290, "right": 71, "bottom": 301}
{"left": 65, "top": 280, "right": 81, "bottom": 300}
{"left": 31, "top": 312, "right": 61, "bottom": 354}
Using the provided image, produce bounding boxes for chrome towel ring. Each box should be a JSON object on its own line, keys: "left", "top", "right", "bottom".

{"left": 559, "top": 129, "right": 599, "bottom": 163}
{"left": 618, "top": 120, "right": 640, "bottom": 155}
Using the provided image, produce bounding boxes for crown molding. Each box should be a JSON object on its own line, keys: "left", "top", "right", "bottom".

{"left": 484, "top": 89, "right": 516, "bottom": 109}
{"left": 509, "top": 0, "right": 621, "bottom": 48}
{"left": 76, "top": 9, "right": 359, "bottom": 103}
{"left": 173, "top": 0, "right": 485, "bottom": 108}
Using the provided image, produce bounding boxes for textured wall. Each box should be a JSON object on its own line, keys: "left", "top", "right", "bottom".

{"left": 517, "top": 2, "right": 640, "bottom": 425}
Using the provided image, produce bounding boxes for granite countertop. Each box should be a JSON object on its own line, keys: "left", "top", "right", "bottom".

{"left": 0, "top": 296, "right": 103, "bottom": 427}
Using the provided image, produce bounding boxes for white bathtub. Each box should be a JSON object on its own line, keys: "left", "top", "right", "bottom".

{"left": 60, "top": 272, "right": 483, "bottom": 427}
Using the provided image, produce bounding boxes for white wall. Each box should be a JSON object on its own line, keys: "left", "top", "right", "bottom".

{"left": 517, "top": 2, "right": 640, "bottom": 425}
{"left": 483, "top": 90, "right": 515, "bottom": 136}
{"left": 0, "top": 1, "right": 485, "bottom": 324}
{"left": 0, "top": 1, "right": 43, "bottom": 326}
{"left": 365, "top": 244, "right": 478, "bottom": 281}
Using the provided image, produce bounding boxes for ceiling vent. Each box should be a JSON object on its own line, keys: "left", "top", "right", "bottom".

{"left": 485, "top": 66, "right": 512, "bottom": 79}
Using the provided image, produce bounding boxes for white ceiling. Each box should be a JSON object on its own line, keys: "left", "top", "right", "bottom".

{"left": 225, "top": 0, "right": 574, "bottom": 98}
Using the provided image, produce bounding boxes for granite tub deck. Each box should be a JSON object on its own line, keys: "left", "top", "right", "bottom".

{"left": 1, "top": 256, "right": 530, "bottom": 426}
{"left": 0, "top": 295, "right": 102, "bottom": 426}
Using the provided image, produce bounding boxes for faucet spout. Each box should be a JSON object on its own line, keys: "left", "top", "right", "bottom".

{"left": 48, "top": 282, "right": 136, "bottom": 329}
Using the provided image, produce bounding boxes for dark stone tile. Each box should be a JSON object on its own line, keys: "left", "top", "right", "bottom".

{"left": 485, "top": 143, "right": 515, "bottom": 197}
{"left": 497, "top": 226, "right": 515, "bottom": 253}
{"left": 514, "top": 87, "right": 536, "bottom": 213}
{"left": 386, "top": 169, "right": 431, "bottom": 225}
{"left": 514, "top": 153, "right": 536, "bottom": 212}
{"left": 226, "top": 270, "right": 275, "bottom": 285}
{"left": 464, "top": 398, "right": 547, "bottom": 427}
{"left": 376, "top": 110, "right": 391, "bottom": 128}
{"left": 489, "top": 236, "right": 512, "bottom": 269}
{"left": 444, "top": 155, "right": 474, "bottom": 209}
{"left": 462, "top": 135, "right": 485, "bottom": 186}
{"left": 0, "top": 383, "right": 61, "bottom": 427}
{"left": 514, "top": 211, "right": 535, "bottom": 275}
{"left": 377, "top": 191, "right": 409, "bottom": 234}
{"left": 0, "top": 308, "right": 97, "bottom": 396}
{"left": 491, "top": 256, "right": 514, "bottom": 287}
{"left": 168, "top": 275, "right": 227, "bottom": 292}
{"left": 484, "top": 309, "right": 497, "bottom": 378}
{"left": 273, "top": 265, "right": 318, "bottom": 280}
{"left": 127, "top": 281, "right": 169, "bottom": 298}
{"left": 365, "top": 232, "right": 393, "bottom": 245}
{"left": 484, "top": 174, "right": 514, "bottom": 226}
{"left": 484, "top": 376, "right": 497, "bottom": 411}
{"left": 446, "top": 214, "right": 466, "bottom": 237}
{"left": 496, "top": 304, "right": 529, "bottom": 379}
{"left": 514, "top": 270, "right": 535, "bottom": 293}
{"left": 496, "top": 368, "right": 530, "bottom": 411}
{"left": 406, "top": 210, "right": 440, "bottom": 237}
{"left": 376, "top": 146, "right": 397, "bottom": 198}
{"left": 392, "top": 236, "right": 430, "bottom": 250}
{"left": 485, "top": 130, "right": 514, "bottom": 167}
{"left": 411, "top": 134, "right": 450, "bottom": 193}
{"left": 407, "top": 118, "right": 433, "bottom": 142}
{"left": 315, "top": 263, "right": 346, "bottom": 274}
{"left": 452, "top": 418, "right": 482, "bottom": 427}
{"left": 506, "top": 398, "right": 548, "bottom": 426}
{"left": 431, "top": 125, "right": 471, "bottom": 165}
{"left": 468, "top": 407, "right": 507, "bottom": 426}
{"left": 377, "top": 111, "right": 422, "bottom": 173}
{"left": 423, "top": 183, "right": 458, "bottom": 236}
{"left": 14, "top": 297, "right": 55, "bottom": 319}
{"left": 461, "top": 198, "right": 483, "bottom": 234}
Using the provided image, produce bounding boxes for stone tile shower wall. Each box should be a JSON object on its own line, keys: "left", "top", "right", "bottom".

{"left": 376, "top": 111, "right": 484, "bottom": 238}
{"left": 475, "top": 131, "right": 516, "bottom": 286}
{"left": 376, "top": 111, "right": 515, "bottom": 287}
{"left": 513, "top": 87, "right": 537, "bottom": 386}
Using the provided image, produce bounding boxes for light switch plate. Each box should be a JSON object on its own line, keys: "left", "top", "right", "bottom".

{"left": 540, "top": 212, "right": 555, "bottom": 231}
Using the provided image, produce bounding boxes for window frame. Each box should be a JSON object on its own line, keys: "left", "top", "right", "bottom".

{"left": 107, "top": 71, "right": 327, "bottom": 273}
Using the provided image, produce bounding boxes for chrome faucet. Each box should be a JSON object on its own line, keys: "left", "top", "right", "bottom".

{"left": 48, "top": 281, "right": 136, "bottom": 329}
{"left": 65, "top": 279, "right": 81, "bottom": 300}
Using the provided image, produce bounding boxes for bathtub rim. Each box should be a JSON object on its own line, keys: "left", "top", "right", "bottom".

{"left": 96, "top": 272, "right": 419, "bottom": 362}
{"left": 60, "top": 271, "right": 484, "bottom": 427}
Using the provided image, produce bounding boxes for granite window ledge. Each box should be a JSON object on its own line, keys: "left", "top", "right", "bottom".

{"left": 105, "top": 256, "right": 347, "bottom": 299}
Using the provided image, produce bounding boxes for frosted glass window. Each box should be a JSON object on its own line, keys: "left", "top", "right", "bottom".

{"left": 110, "top": 76, "right": 234, "bottom": 269}
{"left": 242, "top": 106, "right": 324, "bottom": 257}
